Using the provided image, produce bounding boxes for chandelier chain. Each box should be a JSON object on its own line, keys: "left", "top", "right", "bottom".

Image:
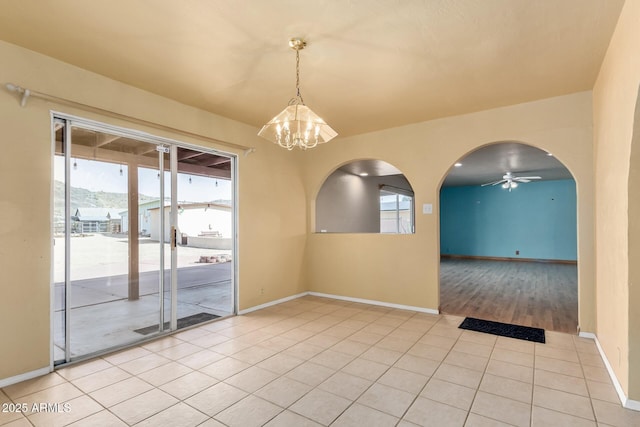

{"left": 295, "top": 48, "right": 304, "bottom": 104}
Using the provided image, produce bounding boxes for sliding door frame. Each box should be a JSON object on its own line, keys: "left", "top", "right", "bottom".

{"left": 51, "top": 112, "right": 238, "bottom": 365}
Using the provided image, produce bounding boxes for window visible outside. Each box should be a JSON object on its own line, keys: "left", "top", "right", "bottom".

{"left": 380, "top": 188, "right": 414, "bottom": 233}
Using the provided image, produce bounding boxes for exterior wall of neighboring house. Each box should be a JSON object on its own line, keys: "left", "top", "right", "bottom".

{"left": 148, "top": 203, "right": 232, "bottom": 248}
{"left": 380, "top": 200, "right": 412, "bottom": 234}
{"left": 120, "top": 199, "right": 164, "bottom": 235}
{"left": 149, "top": 206, "right": 171, "bottom": 243}
{"left": 119, "top": 211, "right": 128, "bottom": 233}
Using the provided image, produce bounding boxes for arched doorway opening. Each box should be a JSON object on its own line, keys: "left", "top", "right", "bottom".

{"left": 438, "top": 142, "right": 578, "bottom": 333}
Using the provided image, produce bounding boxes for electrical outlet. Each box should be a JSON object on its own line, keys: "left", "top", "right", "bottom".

{"left": 515, "top": 250, "right": 520, "bottom": 255}
{"left": 260, "top": 288, "right": 265, "bottom": 295}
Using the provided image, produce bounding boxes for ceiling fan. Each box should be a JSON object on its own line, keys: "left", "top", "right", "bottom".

{"left": 481, "top": 172, "right": 541, "bottom": 191}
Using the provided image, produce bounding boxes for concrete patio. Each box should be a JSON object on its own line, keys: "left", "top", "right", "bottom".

{"left": 54, "top": 234, "right": 233, "bottom": 360}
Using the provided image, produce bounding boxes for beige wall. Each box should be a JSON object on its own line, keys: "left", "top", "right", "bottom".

{"left": 302, "top": 92, "right": 595, "bottom": 329}
{"left": 0, "top": 40, "right": 307, "bottom": 380}
{"left": 593, "top": 0, "right": 640, "bottom": 400}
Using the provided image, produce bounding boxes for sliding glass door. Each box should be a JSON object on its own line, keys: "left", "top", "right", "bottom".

{"left": 174, "top": 148, "right": 234, "bottom": 327}
{"left": 53, "top": 115, "right": 235, "bottom": 364}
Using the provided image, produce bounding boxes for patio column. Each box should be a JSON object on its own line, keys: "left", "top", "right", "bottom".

{"left": 128, "top": 161, "right": 139, "bottom": 300}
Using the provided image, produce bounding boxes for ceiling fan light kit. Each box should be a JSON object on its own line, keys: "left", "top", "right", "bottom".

{"left": 482, "top": 172, "right": 541, "bottom": 192}
{"left": 258, "top": 38, "right": 337, "bottom": 150}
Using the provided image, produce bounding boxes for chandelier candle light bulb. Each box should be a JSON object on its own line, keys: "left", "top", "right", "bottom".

{"left": 258, "top": 38, "right": 337, "bottom": 150}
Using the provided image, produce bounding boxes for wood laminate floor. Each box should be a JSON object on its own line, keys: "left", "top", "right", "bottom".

{"left": 439, "top": 258, "right": 578, "bottom": 334}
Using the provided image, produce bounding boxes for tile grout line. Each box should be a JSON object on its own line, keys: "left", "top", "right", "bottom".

{"left": 530, "top": 335, "right": 538, "bottom": 427}
{"left": 574, "top": 335, "right": 599, "bottom": 424}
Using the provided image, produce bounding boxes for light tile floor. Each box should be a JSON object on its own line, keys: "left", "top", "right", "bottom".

{"left": 2, "top": 296, "right": 640, "bottom": 426}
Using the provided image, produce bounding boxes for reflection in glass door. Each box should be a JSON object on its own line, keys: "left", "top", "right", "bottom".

{"left": 54, "top": 116, "right": 235, "bottom": 364}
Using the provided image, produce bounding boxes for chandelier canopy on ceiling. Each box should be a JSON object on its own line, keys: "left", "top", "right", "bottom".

{"left": 258, "top": 38, "right": 337, "bottom": 150}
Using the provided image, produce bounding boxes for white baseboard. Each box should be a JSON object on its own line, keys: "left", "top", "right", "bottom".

{"left": 579, "top": 332, "right": 640, "bottom": 411}
{"left": 238, "top": 291, "right": 440, "bottom": 316}
{"left": 238, "top": 292, "right": 309, "bottom": 314}
{"left": 308, "top": 292, "right": 439, "bottom": 315}
{"left": 0, "top": 366, "right": 50, "bottom": 388}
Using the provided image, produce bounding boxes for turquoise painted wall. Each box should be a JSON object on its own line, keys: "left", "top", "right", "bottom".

{"left": 440, "top": 180, "right": 577, "bottom": 261}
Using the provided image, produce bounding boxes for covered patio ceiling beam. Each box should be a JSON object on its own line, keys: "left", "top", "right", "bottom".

{"left": 67, "top": 144, "right": 231, "bottom": 178}
{"left": 203, "top": 157, "right": 231, "bottom": 167}
{"left": 177, "top": 163, "right": 231, "bottom": 179}
{"left": 95, "top": 134, "right": 121, "bottom": 148}
{"left": 70, "top": 144, "right": 160, "bottom": 168}
{"left": 178, "top": 150, "right": 205, "bottom": 161}
{"left": 135, "top": 146, "right": 160, "bottom": 155}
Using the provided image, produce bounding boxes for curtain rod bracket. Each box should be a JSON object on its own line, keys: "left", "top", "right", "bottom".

{"left": 5, "top": 83, "right": 30, "bottom": 107}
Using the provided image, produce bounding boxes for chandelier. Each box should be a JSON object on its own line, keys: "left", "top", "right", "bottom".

{"left": 258, "top": 38, "right": 337, "bottom": 150}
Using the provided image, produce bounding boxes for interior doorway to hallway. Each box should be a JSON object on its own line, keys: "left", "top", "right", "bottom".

{"left": 53, "top": 115, "right": 236, "bottom": 364}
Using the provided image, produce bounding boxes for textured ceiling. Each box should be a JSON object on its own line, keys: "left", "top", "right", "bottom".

{"left": 0, "top": 0, "right": 624, "bottom": 138}
{"left": 442, "top": 142, "right": 572, "bottom": 187}
{"left": 336, "top": 143, "right": 572, "bottom": 187}
{"left": 339, "top": 160, "right": 402, "bottom": 177}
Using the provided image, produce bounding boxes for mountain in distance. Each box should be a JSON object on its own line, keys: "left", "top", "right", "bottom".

{"left": 53, "top": 181, "right": 231, "bottom": 220}
{"left": 54, "top": 180, "right": 155, "bottom": 211}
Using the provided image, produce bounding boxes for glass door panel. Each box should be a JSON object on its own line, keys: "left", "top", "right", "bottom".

{"left": 174, "top": 147, "right": 234, "bottom": 326}
{"left": 54, "top": 121, "right": 165, "bottom": 360}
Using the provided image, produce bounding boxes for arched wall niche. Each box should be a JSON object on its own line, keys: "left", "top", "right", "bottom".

{"left": 314, "top": 158, "right": 415, "bottom": 233}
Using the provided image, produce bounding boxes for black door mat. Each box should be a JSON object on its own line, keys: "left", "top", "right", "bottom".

{"left": 458, "top": 317, "right": 545, "bottom": 343}
{"left": 134, "top": 312, "right": 220, "bottom": 335}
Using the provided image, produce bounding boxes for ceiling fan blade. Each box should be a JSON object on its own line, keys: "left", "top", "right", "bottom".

{"left": 516, "top": 179, "right": 531, "bottom": 183}
{"left": 516, "top": 176, "right": 541, "bottom": 180}
{"left": 481, "top": 179, "right": 505, "bottom": 186}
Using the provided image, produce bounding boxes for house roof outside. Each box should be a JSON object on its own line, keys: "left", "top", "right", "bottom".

{"left": 74, "top": 208, "right": 121, "bottom": 221}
